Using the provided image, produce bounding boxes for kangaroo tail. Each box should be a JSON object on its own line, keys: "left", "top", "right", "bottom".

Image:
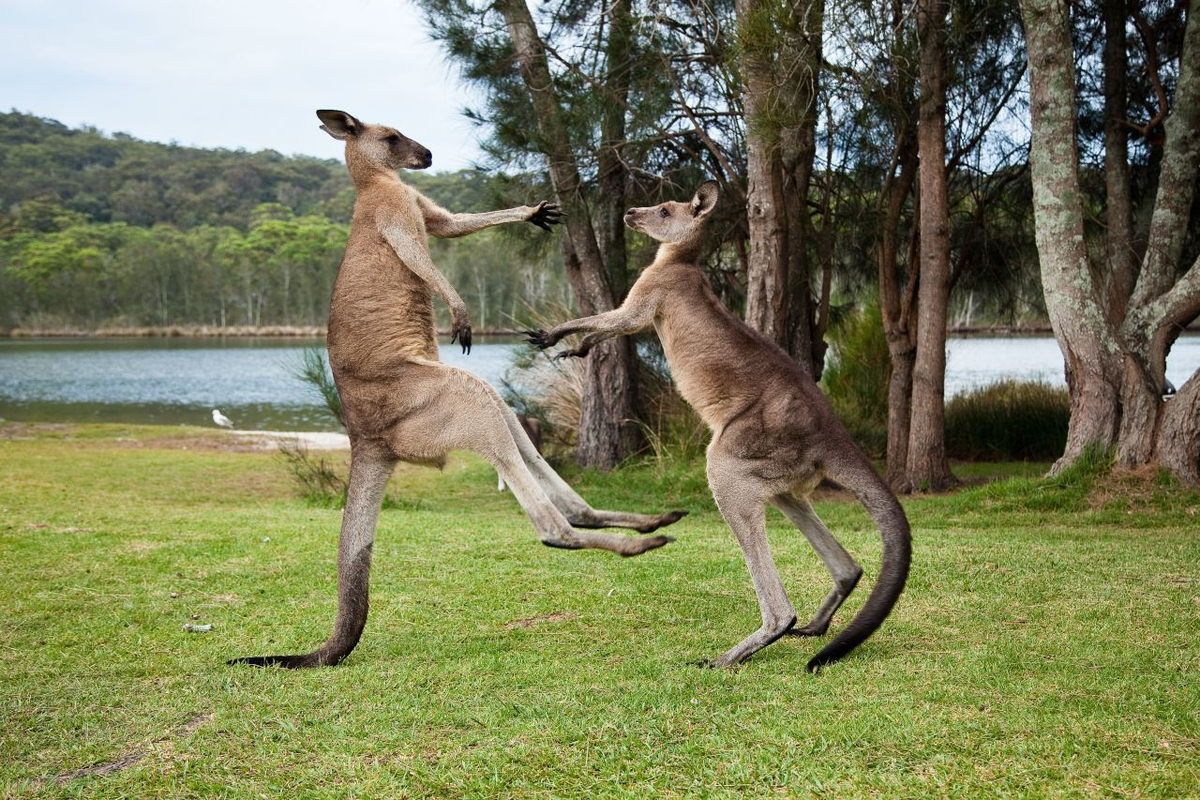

{"left": 806, "top": 460, "right": 911, "bottom": 673}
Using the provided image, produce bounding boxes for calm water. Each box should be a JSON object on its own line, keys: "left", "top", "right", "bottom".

{"left": 0, "top": 337, "right": 519, "bottom": 431}
{"left": 1, "top": 334, "right": 1197, "bottom": 430}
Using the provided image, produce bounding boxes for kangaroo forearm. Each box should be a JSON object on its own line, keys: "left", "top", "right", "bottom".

{"left": 551, "top": 310, "right": 647, "bottom": 342}
{"left": 579, "top": 331, "right": 619, "bottom": 350}
{"left": 426, "top": 207, "right": 531, "bottom": 238}
{"left": 382, "top": 225, "right": 467, "bottom": 313}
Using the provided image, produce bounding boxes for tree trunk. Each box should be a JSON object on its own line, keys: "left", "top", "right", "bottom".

{"left": 879, "top": 114, "right": 918, "bottom": 487}
{"left": 497, "top": 0, "right": 639, "bottom": 469}
{"left": 1103, "top": 0, "right": 1136, "bottom": 325}
{"left": 735, "top": 0, "right": 823, "bottom": 375}
{"left": 1021, "top": 0, "right": 1123, "bottom": 471}
{"left": 597, "top": 0, "right": 632, "bottom": 296}
{"left": 1022, "top": 0, "right": 1200, "bottom": 485}
{"left": 904, "top": 0, "right": 955, "bottom": 492}
{"left": 1157, "top": 370, "right": 1200, "bottom": 485}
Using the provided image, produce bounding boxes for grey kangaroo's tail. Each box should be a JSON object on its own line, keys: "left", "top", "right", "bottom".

{"left": 806, "top": 461, "right": 911, "bottom": 673}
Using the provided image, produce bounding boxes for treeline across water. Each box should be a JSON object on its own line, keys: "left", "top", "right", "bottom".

{"left": 0, "top": 112, "right": 569, "bottom": 331}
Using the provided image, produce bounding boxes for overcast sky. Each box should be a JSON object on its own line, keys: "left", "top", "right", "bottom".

{"left": 0, "top": 0, "right": 487, "bottom": 170}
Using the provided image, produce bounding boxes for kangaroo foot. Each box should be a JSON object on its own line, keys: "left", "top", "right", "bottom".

{"left": 619, "top": 534, "right": 673, "bottom": 557}
{"left": 635, "top": 509, "right": 689, "bottom": 533}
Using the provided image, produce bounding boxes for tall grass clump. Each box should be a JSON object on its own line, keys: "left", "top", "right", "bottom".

{"left": 277, "top": 440, "right": 348, "bottom": 508}
{"left": 945, "top": 379, "right": 1069, "bottom": 460}
{"left": 820, "top": 303, "right": 889, "bottom": 457}
{"left": 293, "top": 346, "right": 343, "bottom": 426}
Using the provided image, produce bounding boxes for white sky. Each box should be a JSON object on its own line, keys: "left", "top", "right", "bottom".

{"left": 0, "top": 0, "right": 487, "bottom": 170}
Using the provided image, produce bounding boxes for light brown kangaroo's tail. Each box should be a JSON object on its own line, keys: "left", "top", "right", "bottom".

{"left": 806, "top": 461, "right": 911, "bottom": 673}
{"left": 229, "top": 450, "right": 389, "bottom": 670}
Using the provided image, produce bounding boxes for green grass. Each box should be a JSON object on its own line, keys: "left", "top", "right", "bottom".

{"left": 2, "top": 423, "right": 1198, "bottom": 796}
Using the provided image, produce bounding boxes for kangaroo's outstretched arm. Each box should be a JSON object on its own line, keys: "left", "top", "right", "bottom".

{"left": 379, "top": 212, "right": 474, "bottom": 352}
{"left": 526, "top": 285, "right": 659, "bottom": 352}
{"left": 418, "top": 194, "right": 563, "bottom": 238}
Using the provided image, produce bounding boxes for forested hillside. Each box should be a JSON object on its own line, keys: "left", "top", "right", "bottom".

{"left": 0, "top": 111, "right": 565, "bottom": 331}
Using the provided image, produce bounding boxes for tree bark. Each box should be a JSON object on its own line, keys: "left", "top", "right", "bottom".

{"left": 904, "top": 0, "right": 955, "bottom": 491}
{"left": 498, "top": 0, "right": 639, "bottom": 468}
{"left": 735, "top": 0, "right": 823, "bottom": 376}
{"left": 597, "top": 0, "right": 632, "bottom": 295}
{"left": 1157, "top": 370, "right": 1200, "bottom": 485}
{"left": 1022, "top": 0, "right": 1124, "bottom": 471}
{"left": 1103, "top": 0, "right": 1137, "bottom": 326}
{"left": 879, "top": 128, "right": 919, "bottom": 488}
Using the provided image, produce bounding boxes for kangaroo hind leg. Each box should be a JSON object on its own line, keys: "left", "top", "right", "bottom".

{"left": 436, "top": 372, "right": 671, "bottom": 556}
{"left": 705, "top": 466, "right": 796, "bottom": 668}
{"left": 772, "top": 494, "right": 863, "bottom": 637}
{"left": 485, "top": 391, "right": 686, "bottom": 533}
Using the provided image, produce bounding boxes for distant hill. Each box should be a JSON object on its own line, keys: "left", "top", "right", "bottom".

{"left": 0, "top": 110, "right": 493, "bottom": 231}
{"left": 0, "top": 111, "right": 560, "bottom": 332}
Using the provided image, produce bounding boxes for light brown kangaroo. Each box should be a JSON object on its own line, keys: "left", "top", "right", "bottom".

{"left": 528, "top": 181, "right": 911, "bottom": 671}
{"left": 229, "top": 110, "right": 685, "bottom": 669}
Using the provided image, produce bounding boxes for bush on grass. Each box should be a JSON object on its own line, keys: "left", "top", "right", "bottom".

{"left": 820, "top": 303, "right": 889, "bottom": 458}
{"left": 945, "top": 379, "right": 1069, "bottom": 461}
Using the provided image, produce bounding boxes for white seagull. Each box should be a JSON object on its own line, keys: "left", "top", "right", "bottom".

{"left": 211, "top": 409, "right": 234, "bottom": 429}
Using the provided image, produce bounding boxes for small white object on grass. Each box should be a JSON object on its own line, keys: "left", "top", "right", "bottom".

{"left": 183, "top": 623, "right": 212, "bottom": 633}
{"left": 211, "top": 409, "right": 234, "bottom": 429}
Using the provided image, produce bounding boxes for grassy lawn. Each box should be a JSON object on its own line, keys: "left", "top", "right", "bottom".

{"left": 2, "top": 423, "right": 1198, "bottom": 797}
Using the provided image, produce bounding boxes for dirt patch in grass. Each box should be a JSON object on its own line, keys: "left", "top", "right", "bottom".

{"left": 0, "top": 422, "right": 72, "bottom": 441}
{"left": 50, "top": 712, "right": 213, "bottom": 786}
{"left": 504, "top": 612, "right": 579, "bottom": 629}
{"left": 1087, "top": 465, "right": 1200, "bottom": 513}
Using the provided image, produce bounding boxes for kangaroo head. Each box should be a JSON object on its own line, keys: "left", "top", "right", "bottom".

{"left": 624, "top": 181, "right": 719, "bottom": 245}
{"left": 316, "top": 109, "right": 433, "bottom": 172}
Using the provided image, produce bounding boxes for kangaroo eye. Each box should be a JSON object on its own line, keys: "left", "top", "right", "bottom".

{"left": 659, "top": 208, "right": 670, "bottom": 218}
{"left": 386, "top": 134, "right": 401, "bottom": 144}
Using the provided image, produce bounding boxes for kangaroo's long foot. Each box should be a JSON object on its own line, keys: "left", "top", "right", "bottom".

{"left": 539, "top": 529, "right": 674, "bottom": 556}
{"left": 567, "top": 508, "right": 689, "bottom": 533}
{"left": 785, "top": 568, "right": 863, "bottom": 637}
{"left": 636, "top": 509, "right": 689, "bottom": 533}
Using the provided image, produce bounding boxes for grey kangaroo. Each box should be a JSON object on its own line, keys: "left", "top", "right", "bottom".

{"left": 230, "top": 110, "right": 685, "bottom": 669}
{"left": 528, "top": 181, "right": 911, "bottom": 671}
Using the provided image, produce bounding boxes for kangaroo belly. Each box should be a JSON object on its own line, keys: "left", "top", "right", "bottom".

{"left": 328, "top": 250, "right": 438, "bottom": 379}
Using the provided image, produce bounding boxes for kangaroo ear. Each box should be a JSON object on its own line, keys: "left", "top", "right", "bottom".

{"left": 316, "top": 109, "right": 363, "bottom": 141}
{"left": 690, "top": 180, "right": 720, "bottom": 218}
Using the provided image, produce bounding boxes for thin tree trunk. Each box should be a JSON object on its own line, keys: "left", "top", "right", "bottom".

{"left": 879, "top": 122, "right": 918, "bottom": 488}
{"left": 1103, "top": 0, "right": 1136, "bottom": 325}
{"left": 905, "top": 0, "right": 955, "bottom": 491}
{"left": 497, "top": 0, "right": 639, "bottom": 468}
{"left": 735, "top": 0, "right": 823, "bottom": 375}
{"left": 597, "top": 0, "right": 632, "bottom": 296}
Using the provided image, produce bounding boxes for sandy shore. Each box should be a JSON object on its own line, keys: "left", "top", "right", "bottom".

{"left": 229, "top": 430, "right": 350, "bottom": 450}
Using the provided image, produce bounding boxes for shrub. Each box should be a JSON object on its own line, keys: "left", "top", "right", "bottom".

{"left": 820, "top": 303, "right": 889, "bottom": 457}
{"left": 277, "top": 440, "right": 348, "bottom": 508}
{"left": 945, "top": 379, "right": 1069, "bottom": 461}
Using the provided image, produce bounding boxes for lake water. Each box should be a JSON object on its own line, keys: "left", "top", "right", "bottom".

{"left": 1, "top": 334, "right": 1197, "bottom": 431}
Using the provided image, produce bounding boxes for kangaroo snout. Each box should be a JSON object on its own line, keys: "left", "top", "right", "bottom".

{"left": 417, "top": 148, "right": 433, "bottom": 169}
